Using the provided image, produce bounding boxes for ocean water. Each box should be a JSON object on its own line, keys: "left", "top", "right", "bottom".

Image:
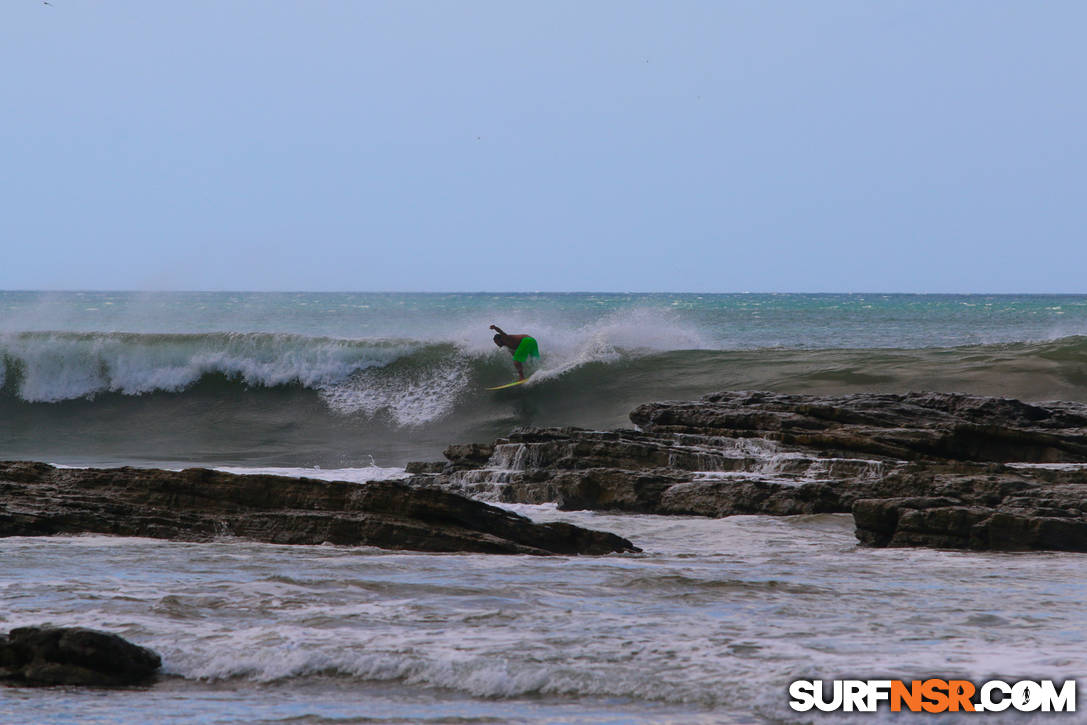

{"left": 2, "top": 291, "right": 1087, "bottom": 468}
{"left": 2, "top": 292, "right": 1087, "bottom": 723}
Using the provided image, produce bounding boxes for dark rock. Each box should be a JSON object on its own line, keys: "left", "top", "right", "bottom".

{"left": 630, "top": 391, "right": 1087, "bottom": 463}
{"left": 407, "top": 424, "right": 901, "bottom": 518}
{"left": 853, "top": 482, "right": 1087, "bottom": 552}
{"left": 660, "top": 479, "right": 846, "bottom": 517}
{"left": 0, "top": 627, "right": 160, "bottom": 686}
{"left": 402, "top": 391, "right": 1087, "bottom": 552}
{"left": 404, "top": 461, "right": 448, "bottom": 475}
{"left": 0, "top": 462, "right": 639, "bottom": 556}
{"left": 545, "top": 468, "right": 691, "bottom": 512}
{"left": 443, "top": 443, "right": 495, "bottom": 469}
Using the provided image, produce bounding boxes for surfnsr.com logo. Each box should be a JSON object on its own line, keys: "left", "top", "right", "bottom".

{"left": 789, "top": 679, "right": 1076, "bottom": 713}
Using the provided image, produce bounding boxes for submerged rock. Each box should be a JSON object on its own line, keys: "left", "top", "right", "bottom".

{"left": 404, "top": 392, "right": 1087, "bottom": 552}
{"left": 0, "top": 627, "right": 161, "bottom": 686}
{"left": 0, "top": 463, "right": 638, "bottom": 555}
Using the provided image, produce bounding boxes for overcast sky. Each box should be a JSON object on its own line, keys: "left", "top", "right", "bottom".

{"left": 3, "top": 1, "right": 1085, "bottom": 292}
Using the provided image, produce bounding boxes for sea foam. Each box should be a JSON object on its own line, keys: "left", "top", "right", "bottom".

{"left": 0, "top": 331, "right": 410, "bottom": 402}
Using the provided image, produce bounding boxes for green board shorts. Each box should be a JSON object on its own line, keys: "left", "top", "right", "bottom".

{"left": 512, "top": 336, "right": 540, "bottom": 363}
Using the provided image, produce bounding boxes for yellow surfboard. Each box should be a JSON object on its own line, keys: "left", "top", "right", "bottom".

{"left": 486, "top": 378, "right": 529, "bottom": 391}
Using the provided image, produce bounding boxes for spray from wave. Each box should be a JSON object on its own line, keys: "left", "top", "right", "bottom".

{"left": 0, "top": 308, "right": 708, "bottom": 417}
{"left": 3, "top": 311, "right": 1087, "bottom": 467}
{"left": 0, "top": 331, "right": 417, "bottom": 403}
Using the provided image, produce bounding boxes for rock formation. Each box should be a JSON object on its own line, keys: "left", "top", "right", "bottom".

{"left": 631, "top": 391, "right": 1087, "bottom": 463}
{"left": 0, "top": 463, "right": 638, "bottom": 556}
{"left": 4, "top": 392, "right": 1084, "bottom": 553}
{"left": 0, "top": 627, "right": 161, "bottom": 686}
{"left": 404, "top": 392, "right": 1087, "bottom": 552}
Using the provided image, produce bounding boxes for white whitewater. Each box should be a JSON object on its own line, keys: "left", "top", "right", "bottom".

{"left": 3, "top": 502, "right": 1084, "bottom": 724}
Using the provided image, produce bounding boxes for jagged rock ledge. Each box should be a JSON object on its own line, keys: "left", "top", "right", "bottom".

{"left": 404, "top": 392, "right": 1087, "bottom": 553}
{"left": 0, "top": 463, "right": 638, "bottom": 556}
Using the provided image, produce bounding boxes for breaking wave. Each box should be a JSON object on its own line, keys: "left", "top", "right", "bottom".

{"left": 0, "top": 331, "right": 415, "bottom": 402}
{"left": 3, "top": 329, "right": 1087, "bottom": 466}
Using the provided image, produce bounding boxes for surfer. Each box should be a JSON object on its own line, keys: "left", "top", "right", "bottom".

{"left": 490, "top": 324, "right": 539, "bottom": 380}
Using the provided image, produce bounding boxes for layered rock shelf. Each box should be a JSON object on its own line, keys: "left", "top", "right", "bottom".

{"left": 4, "top": 392, "right": 1086, "bottom": 554}
{"left": 0, "top": 463, "right": 638, "bottom": 556}
{"left": 405, "top": 392, "right": 1087, "bottom": 552}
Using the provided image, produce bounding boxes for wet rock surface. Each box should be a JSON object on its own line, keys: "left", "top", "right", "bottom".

{"left": 852, "top": 469, "right": 1087, "bottom": 552}
{"left": 0, "top": 463, "right": 638, "bottom": 555}
{"left": 631, "top": 391, "right": 1087, "bottom": 463}
{"left": 405, "top": 392, "right": 1087, "bottom": 552}
{"left": 0, "top": 627, "right": 161, "bottom": 686}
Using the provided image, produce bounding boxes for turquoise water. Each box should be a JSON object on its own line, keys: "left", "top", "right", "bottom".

{"left": 3, "top": 292, "right": 1087, "bottom": 723}
{"left": 2, "top": 292, "right": 1087, "bottom": 467}
{"left": 3, "top": 291, "right": 1086, "bottom": 348}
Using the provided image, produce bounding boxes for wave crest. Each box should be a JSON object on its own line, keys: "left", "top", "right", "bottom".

{"left": 5, "top": 331, "right": 1087, "bottom": 435}
{"left": 0, "top": 331, "right": 414, "bottom": 403}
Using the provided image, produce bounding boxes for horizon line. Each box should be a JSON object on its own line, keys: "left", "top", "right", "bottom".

{"left": 1, "top": 289, "right": 1085, "bottom": 296}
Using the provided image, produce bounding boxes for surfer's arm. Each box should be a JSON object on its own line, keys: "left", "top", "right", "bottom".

{"left": 489, "top": 324, "right": 506, "bottom": 336}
